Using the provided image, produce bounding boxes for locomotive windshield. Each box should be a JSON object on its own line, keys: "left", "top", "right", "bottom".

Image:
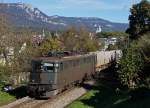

{"left": 32, "top": 61, "right": 59, "bottom": 73}
{"left": 42, "top": 63, "right": 54, "bottom": 72}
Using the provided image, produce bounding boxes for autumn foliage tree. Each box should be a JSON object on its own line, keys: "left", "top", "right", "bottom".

{"left": 0, "top": 15, "right": 40, "bottom": 85}
{"left": 39, "top": 27, "right": 100, "bottom": 56}
{"left": 39, "top": 36, "right": 62, "bottom": 56}
{"left": 0, "top": 14, "right": 13, "bottom": 65}
{"left": 60, "top": 27, "right": 78, "bottom": 51}
{"left": 60, "top": 27, "right": 100, "bottom": 52}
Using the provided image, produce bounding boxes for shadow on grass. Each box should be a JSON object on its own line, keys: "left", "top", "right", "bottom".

{"left": 80, "top": 85, "right": 150, "bottom": 108}
{"left": 79, "top": 63, "right": 150, "bottom": 108}
{"left": 114, "top": 87, "right": 150, "bottom": 108}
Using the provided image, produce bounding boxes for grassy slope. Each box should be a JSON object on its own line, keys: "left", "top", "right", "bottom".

{"left": 0, "top": 91, "right": 16, "bottom": 106}
{"left": 67, "top": 85, "right": 150, "bottom": 108}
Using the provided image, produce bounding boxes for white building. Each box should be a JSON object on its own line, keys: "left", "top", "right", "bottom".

{"left": 99, "top": 37, "right": 118, "bottom": 50}
{"left": 96, "top": 25, "right": 102, "bottom": 33}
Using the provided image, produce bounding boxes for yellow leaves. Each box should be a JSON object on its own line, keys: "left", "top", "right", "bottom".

{"left": 39, "top": 27, "right": 100, "bottom": 55}
{"left": 40, "top": 37, "right": 62, "bottom": 56}
{"left": 61, "top": 27, "right": 100, "bottom": 52}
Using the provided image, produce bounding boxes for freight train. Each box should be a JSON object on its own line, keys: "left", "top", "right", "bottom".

{"left": 28, "top": 50, "right": 121, "bottom": 98}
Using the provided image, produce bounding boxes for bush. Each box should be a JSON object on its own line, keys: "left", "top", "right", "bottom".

{"left": 118, "top": 34, "right": 150, "bottom": 89}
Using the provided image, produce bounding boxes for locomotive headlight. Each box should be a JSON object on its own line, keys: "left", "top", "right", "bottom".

{"left": 49, "top": 80, "right": 53, "bottom": 83}
{"left": 31, "top": 80, "right": 35, "bottom": 83}
{"left": 55, "top": 63, "right": 59, "bottom": 67}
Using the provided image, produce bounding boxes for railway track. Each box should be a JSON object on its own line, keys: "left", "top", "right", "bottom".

{"left": 0, "top": 88, "right": 86, "bottom": 108}
{"left": 38, "top": 80, "right": 95, "bottom": 108}
{"left": 11, "top": 98, "right": 47, "bottom": 108}
{"left": 38, "top": 87, "right": 87, "bottom": 108}
{"left": 0, "top": 81, "right": 95, "bottom": 108}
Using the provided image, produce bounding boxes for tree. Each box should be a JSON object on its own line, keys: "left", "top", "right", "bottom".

{"left": 60, "top": 27, "right": 100, "bottom": 52}
{"left": 77, "top": 27, "right": 100, "bottom": 52}
{"left": 60, "top": 27, "right": 78, "bottom": 51}
{"left": 118, "top": 44, "right": 144, "bottom": 89}
{"left": 39, "top": 37, "right": 62, "bottom": 56}
{"left": 0, "top": 14, "right": 14, "bottom": 65}
{"left": 126, "top": 0, "right": 150, "bottom": 39}
{"left": 0, "top": 15, "right": 41, "bottom": 84}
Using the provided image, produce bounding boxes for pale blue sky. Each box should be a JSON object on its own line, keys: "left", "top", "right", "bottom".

{"left": 3, "top": 0, "right": 143, "bottom": 23}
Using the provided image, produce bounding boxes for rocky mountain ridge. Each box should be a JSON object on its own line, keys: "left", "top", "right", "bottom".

{"left": 0, "top": 3, "right": 128, "bottom": 32}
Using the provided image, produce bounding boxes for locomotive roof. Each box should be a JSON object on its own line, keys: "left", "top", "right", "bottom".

{"left": 32, "top": 53, "right": 95, "bottom": 62}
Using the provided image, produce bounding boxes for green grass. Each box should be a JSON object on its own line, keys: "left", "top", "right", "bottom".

{"left": 67, "top": 85, "right": 150, "bottom": 108}
{"left": 0, "top": 91, "right": 16, "bottom": 106}
{"left": 68, "top": 90, "right": 99, "bottom": 108}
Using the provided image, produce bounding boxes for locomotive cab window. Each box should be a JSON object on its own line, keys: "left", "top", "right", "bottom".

{"left": 46, "top": 66, "right": 54, "bottom": 71}
{"left": 43, "top": 63, "right": 55, "bottom": 72}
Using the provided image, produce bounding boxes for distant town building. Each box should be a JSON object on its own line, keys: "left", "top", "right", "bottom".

{"left": 96, "top": 25, "right": 102, "bottom": 33}
{"left": 99, "top": 37, "right": 118, "bottom": 50}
